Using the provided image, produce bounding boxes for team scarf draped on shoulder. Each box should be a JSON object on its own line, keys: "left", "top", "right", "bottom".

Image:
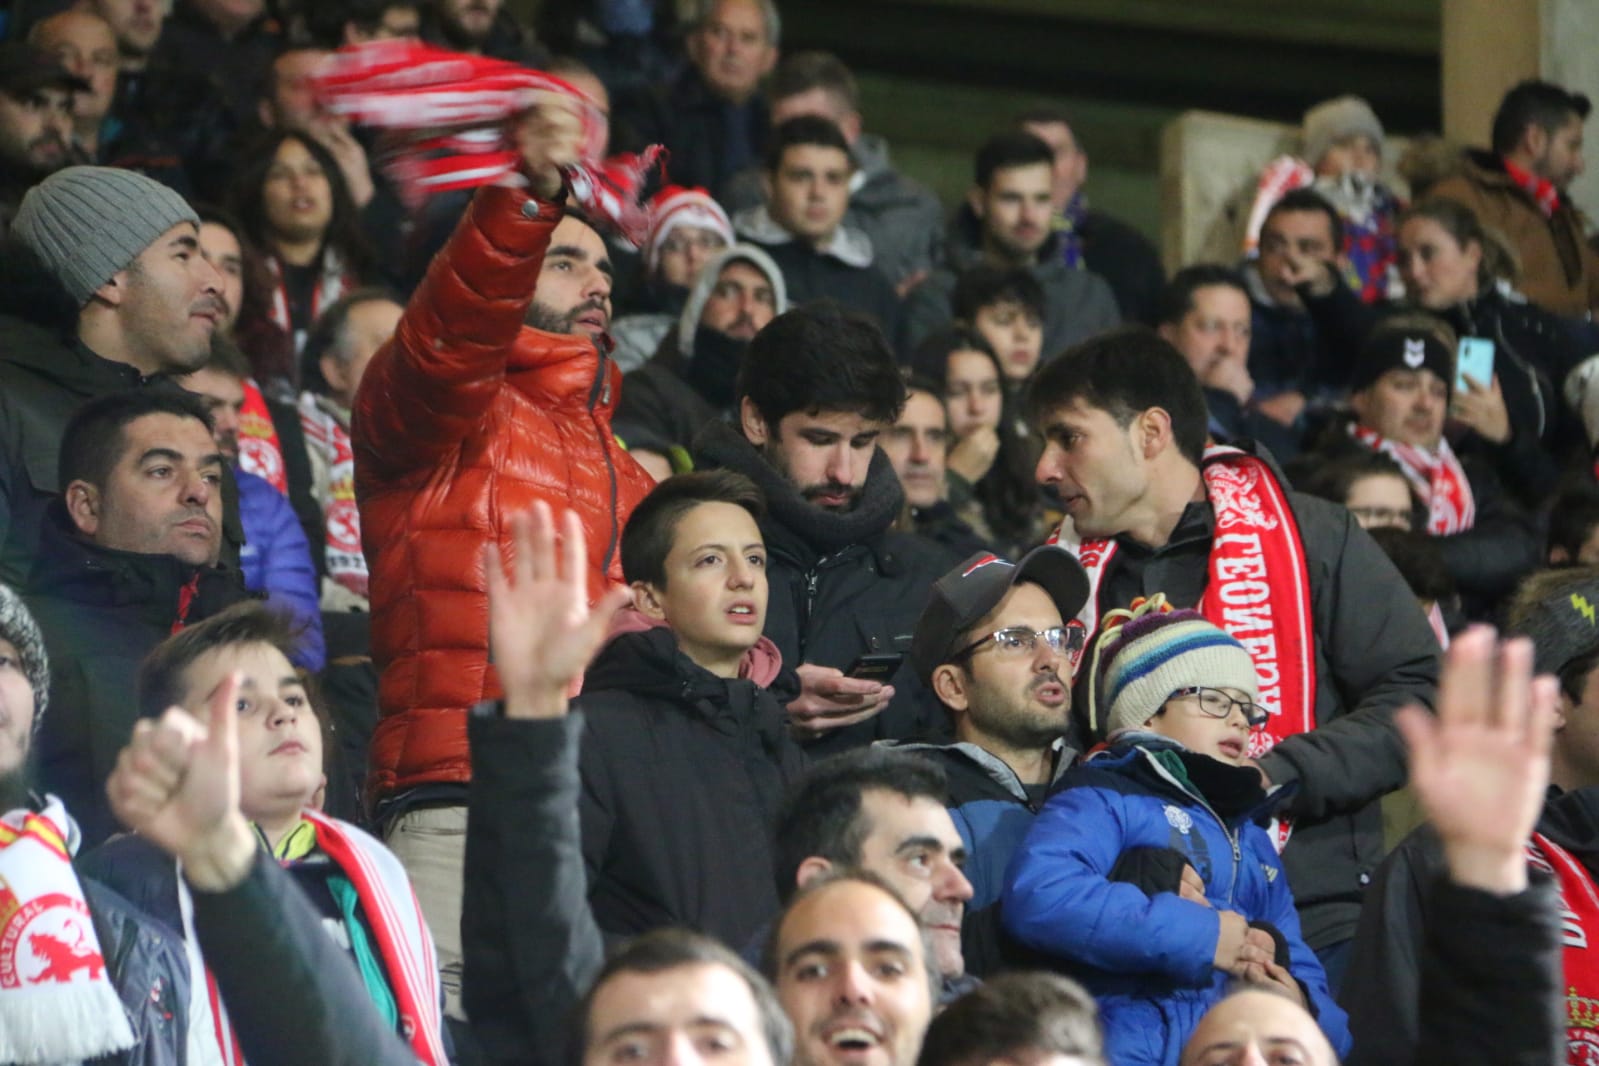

{"left": 1525, "top": 832, "right": 1599, "bottom": 1055}
{"left": 0, "top": 798, "right": 136, "bottom": 1065}
{"left": 313, "top": 39, "right": 666, "bottom": 245}
{"left": 189, "top": 810, "right": 447, "bottom": 1066}
{"left": 1348, "top": 423, "right": 1476, "bottom": 535}
{"left": 1050, "top": 446, "right": 1317, "bottom": 842}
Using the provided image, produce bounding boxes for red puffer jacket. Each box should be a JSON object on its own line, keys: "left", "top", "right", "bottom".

{"left": 353, "top": 183, "right": 653, "bottom": 798}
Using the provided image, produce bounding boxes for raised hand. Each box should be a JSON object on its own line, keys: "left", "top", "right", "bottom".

{"left": 105, "top": 672, "right": 257, "bottom": 890}
{"left": 786, "top": 664, "right": 895, "bottom": 741}
{"left": 509, "top": 91, "right": 586, "bottom": 200}
{"left": 484, "top": 502, "right": 632, "bottom": 720}
{"left": 1395, "top": 626, "right": 1558, "bottom": 895}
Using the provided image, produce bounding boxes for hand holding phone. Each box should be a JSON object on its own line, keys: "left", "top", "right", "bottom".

{"left": 1455, "top": 337, "right": 1496, "bottom": 393}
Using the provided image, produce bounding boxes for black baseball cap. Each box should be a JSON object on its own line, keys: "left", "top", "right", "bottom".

{"left": 910, "top": 546, "right": 1090, "bottom": 683}
{"left": 0, "top": 44, "right": 90, "bottom": 98}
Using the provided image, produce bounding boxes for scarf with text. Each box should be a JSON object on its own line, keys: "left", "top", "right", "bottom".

{"left": 0, "top": 799, "right": 135, "bottom": 1065}
{"left": 1348, "top": 423, "right": 1475, "bottom": 534}
{"left": 299, "top": 393, "right": 368, "bottom": 600}
{"left": 196, "top": 810, "right": 446, "bottom": 1066}
{"left": 1504, "top": 156, "right": 1562, "bottom": 219}
{"left": 1052, "top": 446, "right": 1317, "bottom": 766}
{"left": 313, "top": 39, "right": 665, "bottom": 244}
{"left": 1525, "top": 832, "right": 1599, "bottom": 1057}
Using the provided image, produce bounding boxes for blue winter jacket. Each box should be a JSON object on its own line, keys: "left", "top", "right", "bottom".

{"left": 1002, "top": 735, "right": 1350, "bottom": 1066}
{"left": 236, "top": 468, "right": 325, "bottom": 670}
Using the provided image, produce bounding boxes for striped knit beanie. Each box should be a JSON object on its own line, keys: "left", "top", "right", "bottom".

{"left": 1089, "top": 597, "right": 1258, "bottom": 739}
{"left": 0, "top": 583, "right": 48, "bottom": 724}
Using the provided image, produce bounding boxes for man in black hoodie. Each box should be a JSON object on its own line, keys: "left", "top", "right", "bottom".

{"left": 694, "top": 303, "right": 959, "bottom": 755}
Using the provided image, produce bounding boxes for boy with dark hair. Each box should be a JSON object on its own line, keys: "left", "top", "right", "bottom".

{"left": 1004, "top": 600, "right": 1350, "bottom": 1066}
{"left": 84, "top": 600, "right": 450, "bottom": 1065}
{"left": 951, "top": 265, "right": 1047, "bottom": 386}
{"left": 574, "top": 469, "right": 808, "bottom": 947}
{"left": 918, "top": 971, "right": 1106, "bottom": 1066}
{"left": 694, "top": 302, "right": 959, "bottom": 755}
{"left": 900, "top": 130, "right": 1119, "bottom": 360}
{"left": 733, "top": 115, "right": 900, "bottom": 333}
{"left": 1548, "top": 483, "right": 1599, "bottom": 566}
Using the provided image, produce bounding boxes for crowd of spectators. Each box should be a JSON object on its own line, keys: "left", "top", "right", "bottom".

{"left": 0, "top": 1, "right": 1597, "bottom": 1064}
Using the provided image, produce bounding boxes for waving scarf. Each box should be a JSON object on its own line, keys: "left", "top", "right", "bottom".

{"left": 313, "top": 39, "right": 665, "bottom": 244}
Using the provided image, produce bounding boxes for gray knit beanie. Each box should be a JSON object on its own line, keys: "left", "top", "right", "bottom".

{"left": 12, "top": 166, "right": 199, "bottom": 307}
{"left": 1302, "top": 96, "right": 1385, "bottom": 169}
{"left": 1507, "top": 567, "right": 1599, "bottom": 679}
{"left": 0, "top": 583, "right": 48, "bottom": 723}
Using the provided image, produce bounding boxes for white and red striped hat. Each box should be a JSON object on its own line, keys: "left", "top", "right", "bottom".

{"left": 644, "top": 186, "right": 733, "bottom": 270}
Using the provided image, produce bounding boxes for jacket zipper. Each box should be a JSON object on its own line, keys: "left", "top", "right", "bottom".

{"left": 1143, "top": 753, "right": 1244, "bottom": 904}
{"left": 589, "top": 350, "right": 621, "bottom": 574}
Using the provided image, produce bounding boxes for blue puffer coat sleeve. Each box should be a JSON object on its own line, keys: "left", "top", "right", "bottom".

{"left": 1001, "top": 769, "right": 1222, "bottom": 986}
{"left": 236, "top": 468, "right": 326, "bottom": 671}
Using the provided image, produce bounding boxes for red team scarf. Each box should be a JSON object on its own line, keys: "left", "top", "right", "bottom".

{"left": 238, "top": 379, "right": 289, "bottom": 496}
{"left": 1051, "top": 446, "right": 1318, "bottom": 847}
{"left": 1526, "top": 832, "right": 1599, "bottom": 1061}
{"left": 1503, "top": 156, "right": 1562, "bottom": 219}
{"left": 1348, "top": 424, "right": 1476, "bottom": 535}
{"left": 313, "top": 40, "right": 665, "bottom": 244}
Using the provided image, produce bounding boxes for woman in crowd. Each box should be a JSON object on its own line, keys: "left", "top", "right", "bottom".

{"left": 230, "top": 130, "right": 380, "bottom": 396}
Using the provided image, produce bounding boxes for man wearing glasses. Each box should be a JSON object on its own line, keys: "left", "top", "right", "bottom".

{"left": 883, "top": 545, "right": 1089, "bottom": 976}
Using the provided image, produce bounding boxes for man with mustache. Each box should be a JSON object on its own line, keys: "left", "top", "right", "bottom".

{"left": 24, "top": 389, "right": 248, "bottom": 849}
{"left": 900, "top": 131, "right": 1120, "bottom": 362}
{"left": 882, "top": 547, "right": 1090, "bottom": 978}
{"left": 0, "top": 165, "right": 237, "bottom": 589}
{"left": 421, "top": 0, "right": 547, "bottom": 66}
{"left": 693, "top": 302, "right": 960, "bottom": 753}
{"left": 0, "top": 45, "right": 81, "bottom": 233}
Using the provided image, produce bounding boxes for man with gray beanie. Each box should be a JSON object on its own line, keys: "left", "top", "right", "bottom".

{"left": 1342, "top": 564, "right": 1599, "bottom": 1065}
{"left": 0, "top": 163, "right": 230, "bottom": 585}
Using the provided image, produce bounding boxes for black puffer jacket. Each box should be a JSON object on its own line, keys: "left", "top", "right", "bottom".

{"left": 27, "top": 504, "right": 249, "bottom": 848}
{"left": 575, "top": 626, "right": 807, "bottom": 947}
{"left": 694, "top": 421, "right": 960, "bottom": 755}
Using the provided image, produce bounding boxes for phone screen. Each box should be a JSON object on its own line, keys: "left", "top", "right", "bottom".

{"left": 1455, "top": 337, "right": 1496, "bottom": 393}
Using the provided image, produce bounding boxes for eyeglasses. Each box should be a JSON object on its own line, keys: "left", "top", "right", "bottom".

{"left": 658, "top": 231, "right": 728, "bottom": 257}
{"left": 1348, "top": 506, "right": 1413, "bottom": 530}
{"left": 951, "top": 625, "right": 1084, "bottom": 661}
{"left": 1166, "top": 686, "right": 1268, "bottom": 728}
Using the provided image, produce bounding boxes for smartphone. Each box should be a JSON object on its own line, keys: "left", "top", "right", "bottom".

{"left": 1455, "top": 337, "right": 1496, "bottom": 393}
{"left": 847, "top": 653, "right": 904, "bottom": 682}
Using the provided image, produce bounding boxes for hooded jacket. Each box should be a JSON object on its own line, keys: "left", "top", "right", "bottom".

{"left": 26, "top": 503, "right": 249, "bottom": 848}
{"left": 353, "top": 184, "right": 655, "bottom": 800}
{"left": 693, "top": 421, "right": 960, "bottom": 755}
{"left": 898, "top": 205, "right": 1122, "bottom": 360}
{"left": 614, "top": 244, "right": 788, "bottom": 453}
{"left": 1004, "top": 736, "right": 1350, "bottom": 1066}
{"left": 574, "top": 622, "right": 806, "bottom": 947}
{"left": 1431, "top": 149, "right": 1599, "bottom": 319}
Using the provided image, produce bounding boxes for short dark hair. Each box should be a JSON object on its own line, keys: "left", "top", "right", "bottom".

{"left": 1366, "top": 527, "right": 1455, "bottom": 604}
{"left": 907, "top": 324, "right": 1001, "bottom": 390}
{"left": 737, "top": 303, "right": 906, "bottom": 431}
{"left": 1262, "top": 187, "right": 1344, "bottom": 252}
{"left": 302, "top": 0, "right": 420, "bottom": 46}
{"left": 918, "top": 972, "right": 1105, "bottom": 1066}
{"left": 1298, "top": 450, "right": 1414, "bottom": 511}
{"left": 300, "top": 286, "right": 402, "bottom": 394}
{"left": 952, "top": 265, "right": 1045, "bottom": 322}
{"left": 59, "top": 390, "right": 215, "bottom": 492}
{"left": 1156, "top": 264, "right": 1249, "bottom": 328}
{"left": 1492, "top": 79, "right": 1592, "bottom": 156}
{"left": 1548, "top": 484, "right": 1599, "bottom": 564}
{"left": 138, "top": 601, "right": 313, "bottom": 722}
{"left": 198, "top": 334, "right": 253, "bottom": 381}
{"left": 620, "top": 470, "right": 766, "bottom": 588}
{"left": 771, "top": 51, "right": 858, "bottom": 112}
{"left": 1026, "top": 327, "right": 1209, "bottom": 468}
{"left": 773, "top": 748, "right": 948, "bottom": 903}
{"left": 974, "top": 131, "right": 1054, "bottom": 189}
{"left": 764, "top": 114, "right": 853, "bottom": 174}
{"left": 570, "top": 929, "right": 793, "bottom": 1066}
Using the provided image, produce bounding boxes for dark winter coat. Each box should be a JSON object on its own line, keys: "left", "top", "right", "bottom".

{"left": 613, "top": 69, "right": 769, "bottom": 202}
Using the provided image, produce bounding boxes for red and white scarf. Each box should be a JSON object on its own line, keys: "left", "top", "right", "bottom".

{"left": 1525, "top": 832, "right": 1599, "bottom": 1059}
{"left": 238, "top": 378, "right": 289, "bottom": 496}
{"left": 1348, "top": 424, "right": 1476, "bottom": 534}
{"left": 1504, "top": 156, "right": 1561, "bottom": 219}
{"left": 266, "top": 250, "right": 352, "bottom": 357}
{"left": 1053, "top": 446, "right": 1318, "bottom": 762}
{"left": 299, "top": 393, "right": 369, "bottom": 600}
{"left": 313, "top": 40, "right": 665, "bottom": 244}
{"left": 0, "top": 799, "right": 136, "bottom": 1065}
{"left": 188, "top": 811, "right": 446, "bottom": 1066}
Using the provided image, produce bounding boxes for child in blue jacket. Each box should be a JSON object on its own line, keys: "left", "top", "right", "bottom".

{"left": 1002, "top": 599, "right": 1350, "bottom": 1066}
